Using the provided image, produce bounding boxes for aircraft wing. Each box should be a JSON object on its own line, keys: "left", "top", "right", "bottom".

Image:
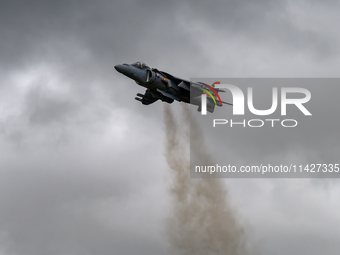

{"left": 150, "top": 69, "right": 232, "bottom": 110}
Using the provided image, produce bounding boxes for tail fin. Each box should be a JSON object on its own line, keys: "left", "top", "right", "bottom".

{"left": 211, "top": 81, "right": 220, "bottom": 88}
{"left": 211, "top": 81, "right": 226, "bottom": 93}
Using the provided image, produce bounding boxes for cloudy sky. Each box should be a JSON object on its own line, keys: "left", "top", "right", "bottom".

{"left": 1, "top": 0, "right": 340, "bottom": 254}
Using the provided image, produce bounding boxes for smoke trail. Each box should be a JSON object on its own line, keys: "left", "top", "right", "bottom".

{"left": 164, "top": 104, "right": 247, "bottom": 255}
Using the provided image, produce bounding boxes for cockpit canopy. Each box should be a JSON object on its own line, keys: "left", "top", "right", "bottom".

{"left": 131, "top": 61, "right": 149, "bottom": 69}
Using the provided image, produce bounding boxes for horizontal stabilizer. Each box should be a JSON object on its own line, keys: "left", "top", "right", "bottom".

{"left": 215, "top": 89, "right": 226, "bottom": 93}
{"left": 222, "top": 101, "right": 233, "bottom": 106}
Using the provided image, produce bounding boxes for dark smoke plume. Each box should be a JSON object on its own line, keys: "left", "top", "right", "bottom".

{"left": 164, "top": 104, "right": 248, "bottom": 255}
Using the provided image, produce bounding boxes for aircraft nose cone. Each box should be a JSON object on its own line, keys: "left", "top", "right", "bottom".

{"left": 114, "top": 64, "right": 127, "bottom": 74}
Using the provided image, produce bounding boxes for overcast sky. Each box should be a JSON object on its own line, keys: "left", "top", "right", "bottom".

{"left": 1, "top": 0, "right": 340, "bottom": 254}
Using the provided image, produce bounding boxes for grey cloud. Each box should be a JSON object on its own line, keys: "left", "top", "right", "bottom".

{"left": 25, "top": 85, "right": 77, "bottom": 125}
{"left": 0, "top": 0, "right": 340, "bottom": 254}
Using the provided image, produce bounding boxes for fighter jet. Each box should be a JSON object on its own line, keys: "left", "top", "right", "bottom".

{"left": 114, "top": 61, "right": 232, "bottom": 113}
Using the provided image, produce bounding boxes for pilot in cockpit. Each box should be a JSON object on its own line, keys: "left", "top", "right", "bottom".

{"left": 131, "top": 61, "right": 149, "bottom": 69}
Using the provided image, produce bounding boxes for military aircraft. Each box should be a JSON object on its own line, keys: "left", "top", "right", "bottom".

{"left": 114, "top": 61, "right": 232, "bottom": 113}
